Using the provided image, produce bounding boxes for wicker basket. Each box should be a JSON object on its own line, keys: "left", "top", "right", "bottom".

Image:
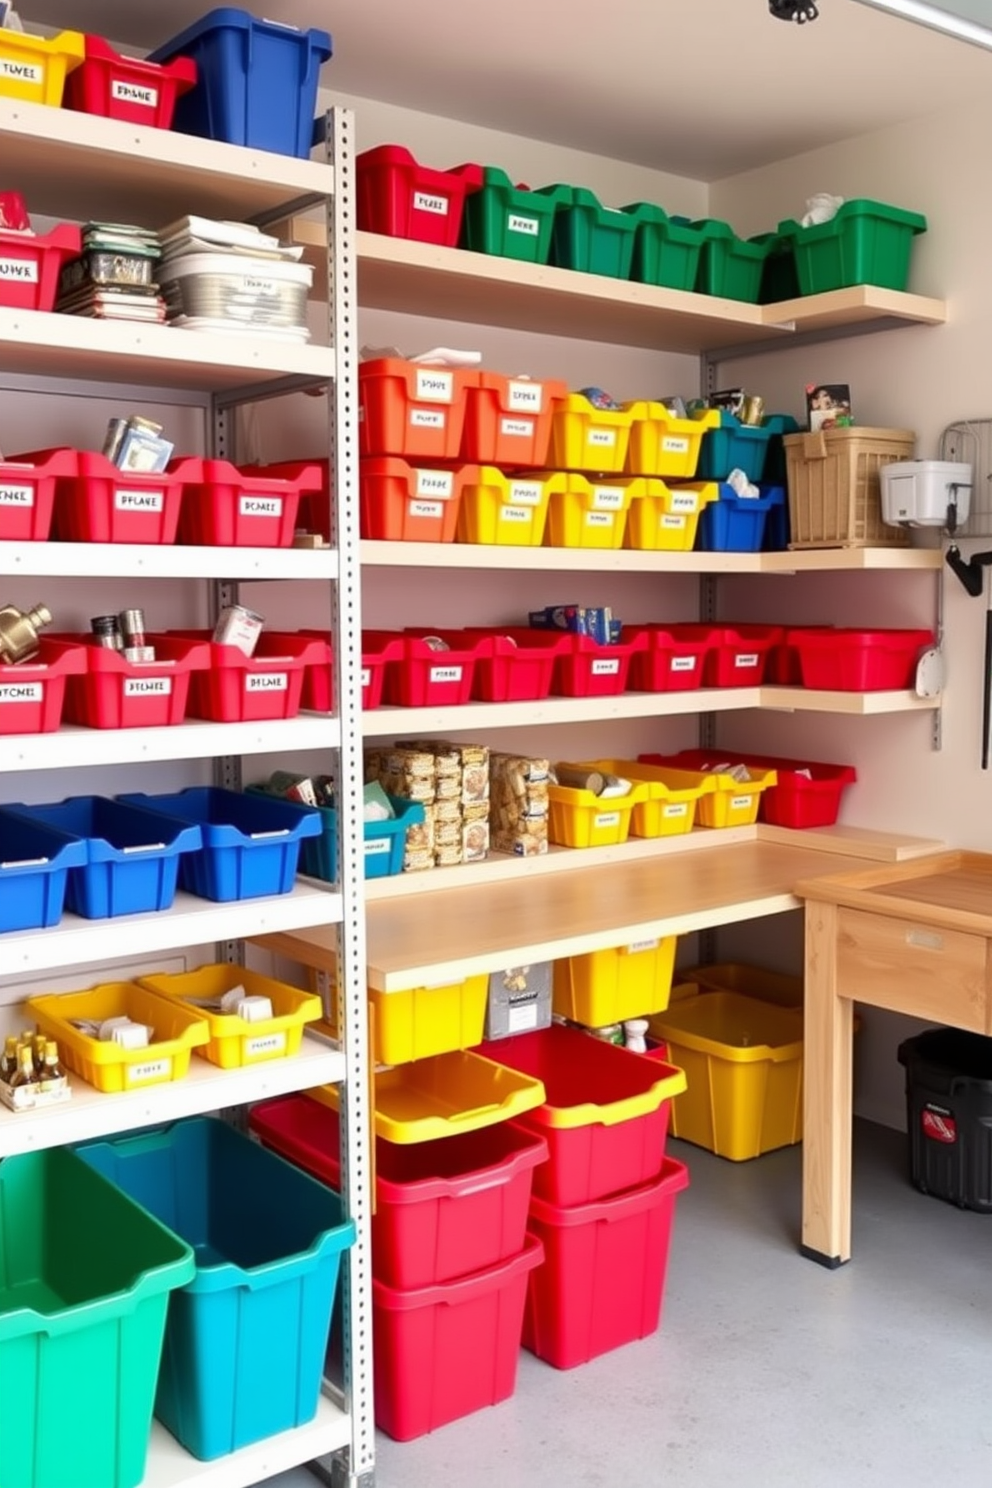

{"left": 784, "top": 427, "right": 916, "bottom": 548}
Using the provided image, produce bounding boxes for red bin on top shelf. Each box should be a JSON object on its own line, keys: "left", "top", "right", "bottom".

{"left": 460, "top": 373, "right": 568, "bottom": 467}
{"left": 356, "top": 146, "right": 483, "bottom": 247}
{"left": 0, "top": 447, "right": 78, "bottom": 542}
{"left": 62, "top": 36, "right": 197, "bottom": 129}
{"left": 172, "top": 457, "right": 321, "bottom": 548}
{"left": 359, "top": 358, "right": 478, "bottom": 461}
{"left": 0, "top": 223, "right": 81, "bottom": 313}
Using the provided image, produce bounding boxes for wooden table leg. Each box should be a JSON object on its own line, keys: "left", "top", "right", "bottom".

{"left": 802, "top": 899, "right": 854, "bottom": 1267}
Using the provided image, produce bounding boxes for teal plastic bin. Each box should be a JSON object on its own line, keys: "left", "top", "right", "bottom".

{"left": 541, "top": 185, "right": 638, "bottom": 279}
{"left": 695, "top": 410, "right": 775, "bottom": 482}
{"left": 76, "top": 1117, "right": 355, "bottom": 1462}
{"left": 778, "top": 199, "right": 927, "bottom": 294}
{"left": 0, "top": 1146, "right": 194, "bottom": 1488}
{"left": 621, "top": 203, "right": 705, "bottom": 291}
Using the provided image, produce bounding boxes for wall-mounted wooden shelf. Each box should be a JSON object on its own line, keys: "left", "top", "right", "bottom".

{"left": 361, "top": 541, "right": 943, "bottom": 574}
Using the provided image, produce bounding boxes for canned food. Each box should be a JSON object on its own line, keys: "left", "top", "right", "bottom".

{"left": 119, "top": 608, "right": 147, "bottom": 648}
{"left": 421, "top": 635, "right": 450, "bottom": 652}
{"left": 213, "top": 603, "right": 264, "bottom": 657}
{"left": 90, "top": 614, "right": 123, "bottom": 650}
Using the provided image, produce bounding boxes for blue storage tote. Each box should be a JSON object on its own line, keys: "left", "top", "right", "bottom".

{"left": 75, "top": 1117, "right": 355, "bottom": 1463}
{"left": 695, "top": 411, "right": 776, "bottom": 483}
{"left": 697, "top": 484, "right": 786, "bottom": 552}
{"left": 7, "top": 795, "right": 202, "bottom": 920}
{"left": 0, "top": 809, "right": 87, "bottom": 933}
{"left": 0, "top": 1145, "right": 194, "bottom": 1488}
{"left": 148, "top": 8, "right": 333, "bottom": 159}
{"left": 117, "top": 786, "right": 320, "bottom": 902}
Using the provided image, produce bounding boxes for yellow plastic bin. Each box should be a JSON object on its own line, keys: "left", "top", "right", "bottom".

{"left": 138, "top": 964, "right": 321, "bottom": 1068}
{"left": 369, "top": 973, "right": 490, "bottom": 1065}
{"left": 553, "top": 936, "right": 678, "bottom": 1026}
{"left": 625, "top": 402, "right": 720, "bottom": 479}
{"left": 648, "top": 991, "right": 804, "bottom": 1160}
{"left": 548, "top": 395, "right": 634, "bottom": 474}
{"left": 590, "top": 759, "right": 714, "bottom": 839}
{"left": 27, "top": 981, "right": 210, "bottom": 1093}
{"left": 548, "top": 780, "right": 647, "bottom": 848}
{"left": 624, "top": 479, "right": 719, "bottom": 552}
{"left": 696, "top": 765, "right": 777, "bottom": 827}
{"left": 686, "top": 961, "right": 802, "bottom": 1010}
{"left": 307, "top": 1048, "right": 547, "bottom": 1144}
{"left": 456, "top": 467, "right": 561, "bottom": 546}
{"left": 0, "top": 28, "right": 84, "bottom": 105}
{"left": 545, "top": 473, "right": 636, "bottom": 550}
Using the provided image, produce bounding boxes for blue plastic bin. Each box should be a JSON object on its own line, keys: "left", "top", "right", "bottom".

{"left": 148, "top": 8, "right": 333, "bottom": 159}
{"left": 697, "top": 484, "right": 786, "bottom": 552}
{"left": 0, "top": 809, "right": 87, "bottom": 933}
{"left": 117, "top": 787, "right": 321, "bottom": 902}
{"left": 76, "top": 1118, "right": 355, "bottom": 1463}
{"left": 7, "top": 796, "right": 202, "bottom": 920}
{"left": 695, "top": 411, "right": 776, "bottom": 482}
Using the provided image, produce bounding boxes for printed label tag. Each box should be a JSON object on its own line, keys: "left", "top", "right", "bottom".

{"left": 499, "top": 506, "right": 531, "bottom": 524}
{"left": 115, "top": 488, "right": 163, "bottom": 512}
{"left": 734, "top": 653, "right": 759, "bottom": 668}
{"left": 507, "top": 214, "right": 540, "bottom": 237}
{"left": 671, "top": 656, "right": 696, "bottom": 673}
{"left": 239, "top": 495, "right": 283, "bottom": 517}
{"left": 413, "top": 190, "right": 450, "bottom": 216}
{"left": 0, "top": 58, "right": 42, "bottom": 82}
{"left": 126, "top": 1058, "right": 171, "bottom": 1084}
{"left": 246, "top": 672, "right": 288, "bottom": 692}
{"left": 360, "top": 666, "right": 371, "bottom": 688}
{"left": 0, "top": 682, "right": 42, "bottom": 703}
{"left": 661, "top": 514, "right": 687, "bottom": 530}
{"left": 588, "top": 428, "right": 616, "bottom": 448}
{"left": 246, "top": 1031, "right": 287, "bottom": 1058}
{"left": 507, "top": 379, "right": 542, "bottom": 412}
{"left": 662, "top": 435, "right": 690, "bottom": 454}
{"left": 365, "top": 837, "right": 390, "bottom": 856}
{"left": 506, "top": 480, "right": 542, "bottom": 506}
{"left": 414, "top": 368, "right": 453, "bottom": 402}
{"left": 730, "top": 795, "right": 754, "bottom": 811}
{"left": 410, "top": 408, "right": 445, "bottom": 429}
{"left": 0, "top": 483, "right": 33, "bottom": 507}
{"left": 585, "top": 512, "right": 613, "bottom": 529}
{"left": 499, "top": 417, "right": 534, "bottom": 438}
{"left": 123, "top": 677, "right": 172, "bottom": 697}
{"left": 408, "top": 498, "right": 443, "bottom": 519}
{"left": 429, "top": 665, "right": 463, "bottom": 684}
{"left": 670, "top": 492, "right": 698, "bottom": 512}
{"left": 627, "top": 938, "right": 659, "bottom": 954}
{"left": 415, "top": 468, "right": 453, "bottom": 499}
{"left": 0, "top": 257, "right": 38, "bottom": 283}
{"left": 594, "top": 811, "right": 621, "bottom": 828}
{"left": 111, "top": 78, "right": 158, "bottom": 107}
{"left": 508, "top": 1002, "right": 539, "bottom": 1032}
{"left": 591, "top": 487, "right": 624, "bottom": 510}
{"left": 663, "top": 803, "right": 689, "bottom": 818}
{"left": 591, "top": 658, "right": 620, "bottom": 676}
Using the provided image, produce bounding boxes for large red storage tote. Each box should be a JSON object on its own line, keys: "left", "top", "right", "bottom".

{"left": 359, "top": 358, "right": 477, "bottom": 460}
{"left": 173, "top": 457, "right": 321, "bottom": 547}
{"left": 357, "top": 146, "right": 483, "bottom": 247}
{"left": 551, "top": 632, "right": 644, "bottom": 699}
{"left": 61, "top": 635, "right": 209, "bottom": 730}
{"left": 460, "top": 372, "right": 567, "bottom": 467}
{"left": 0, "top": 447, "right": 78, "bottom": 542}
{"left": 174, "top": 631, "right": 329, "bottom": 723}
{"left": 625, "top": 624, "right": 711, "bottom": 693}
{"left": 378, "top": 632, "right": 479, "bottom": 708}
{"left": 791, "top": 626, "right": 933, "bottom": 690}
{"left": 51, "top": 451, "right": 184, "bottom": 545}
{"left": 63, "top": 35, "right": 197, "bottom": 128}
{"left": 464, "top": 628, "right": 569, "bottom": 703}
{"left": 0, "top": 639, "right": 87, "bottom": 735}
{"left": 0, "top": 224, "right": 81, "bottom": 313}
{"left": 523, "top": 1156, "right": 689, "bottom": 1370}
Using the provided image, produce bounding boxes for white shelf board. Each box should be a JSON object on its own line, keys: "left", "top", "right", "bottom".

{"left": 0, "top": 308, "right": 335, "bottom": 392}
{"left": 0, "top": 1033, "right": 342, "bottom": 1159}
{"left": 0, "top": 883, "right": 343, "bottom": 978}
{"left": 0, "top": 714, "right": 340, "bottom": 773}
{"left": 0, "top": 97, "right": 334, "bottom": 225}
{"left": 142, "top": 1397, "right": 351, "bottom": 1488}
{"left": 761, "top": 686, "right": 941, "bottom": 714}
{"left": 361, "top": 541, "right": 944, "bottom": 574}
{"left": 0, "top": 541, "right": 338, "bottom": 582}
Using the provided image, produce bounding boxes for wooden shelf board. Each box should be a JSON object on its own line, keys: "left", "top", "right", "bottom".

{"left": 361, "top": 541, "right": 943, "bottom": 574}
{"left": 756, "top": 823, "right": 944, "bottom": 862}
{"left": 762, "top": 284, "right": 947, "bottom": 333}
{"left": 360, "top": 689, "right": 762, "bottom": 735}
{"left": 0, "top": 541, "right": 338, "bottom": 582}
{"left": 761, "top": 686, "right": 941, "bottom": 714}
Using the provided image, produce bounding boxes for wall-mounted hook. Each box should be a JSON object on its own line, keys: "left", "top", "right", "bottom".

{"left": 945, "top": 544, "right": 992, "bottom": 597}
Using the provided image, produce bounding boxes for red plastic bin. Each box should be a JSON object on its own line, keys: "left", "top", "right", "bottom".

{"left": 374, "top": 632, "right": 479, "bottom": 707}
{"left": 625, "top": 623, "right": 712, "bottom": 693}
{"left": 653, "top": 747, "right": 857, "bottom": 829}
{"left": 357, "top": 146, "right": 483, "bottom": 247}
{"left": 791, "top": 626, "right": 933, "bottom": 690}
{"left": 171, "top": 631, "right": 329, "bottom": 722}
{"left": 460, "top": 373, "right": 567, "bottom": 467}
{"left": 668, "top": 623, "right": 782, "bottom": 687}
{"left": 60, "top": 634, "right": 209, "bottom": 729}
{"left": 523, "top": 1156, "right": 689, "bottom": 1370}
{"left": 551, "top": 631, "right": 645, "bottom": 699}
{"left": 49, "top": 450, "right": 184, "bottom": 544}
{"left": 249, "top": 1094, "right": 548, "bottom": 1290}
{"left": 63, "top": 35, "right": 197, "bottom": 128}
{"left": 173, "top": 457, "right": 321, "bottom": 548}
{"left": 373, "top": 1235, "right": 544, "bottom": 1441}
{"left": 360, "top": 457, "right": 476, "bottom": 542}
{"left": 479, "top": 1023, "right": 683, "bottom": 1207}
{"left": 0, "top": 639, "right": 87, "bottom": 735}
{"left": 463, "top": 627, "right": 570, "bottom": 703}
{"left": 0, "top": 447, "right": 78, "bottom": 541}
{"left": 359, "top": 359, "right": 478, "bottom": 461}
{"left": 0, "top": 224, "right": 81, "bottom": 312}
{"left": 247, "top": 458, "right": 332, "bottom": 543}
{"left": 361, "top": 632, "right": 404, "bottom": 710}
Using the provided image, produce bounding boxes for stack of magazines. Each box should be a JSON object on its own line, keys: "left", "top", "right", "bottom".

{"left": 156, "top": 215, "right": 313, "bottom": 342}
{"left": 57, "top": 223, "right": 165, "bottom": 323}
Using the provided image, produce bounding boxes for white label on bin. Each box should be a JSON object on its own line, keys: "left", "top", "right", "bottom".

{"left": 413, "top": 191, "right": 450, "bottom": 217}
{"left": 239, "top": 495, "right": 283, "bottom": 517}
{"left": 661, "top": 514, "right": 687, "bottom": 530}
{"left": 115, "top": 488, "right": 164, "bottom": 512}
{"left": 415, "top": 369, "right": 453, "bottom": 402}
{"left": 123, "top": 677, "right": 172, "bottom": 697}
{"left": 670, "top": 492, "right": 698, "bottom": 512}
{"left": 591, "top": 658, "right": 620, "bottom": 676}
{"left": 0, "top": 483, "right": 33, "bottom": 507}
{"left": 111, "top": 78, "right": 158, "bottom": 107}
{"left": 429, "top": 665, "right": 463, "bottom": 684}
{"left": 591, "top": 487, "right": 624, "bottom": 510}
{"left": 361, "top": 666, "right": 371, "bottom": 688}
{"left": 410, "top": 409, "right": 445, "bottom": 429}
{"left": 408, "top": 498, "right": 443, "bottom": 519}
{"left": 415, "top": 469, "right": 453, "bottom": 499}
{"left": 508, "top": 1002, "right": 540, "bottom": 1032}
{"left": 500, "top": 417, "right": 534, "bottom": 439}
{"left": 627, "top": 938, "right": 659, "bottom": 954}
{"left": 594, "top": 811, "right": 620, "bottom": 828}
{"left": 246, "top": 1031, "right": 287, "bottom": 1058}
{"left": 507, "top": 480, "right": 542, "bottom": 506}
{"left": 126, "top": 1058, "right": 172, "bottom": 1085}
{"left": 588, "top": 429, "right": 616, "bottom": 448}
{"left": 0, "top": 257, "right": 38, "bottom": 283}
{"left": 662, "top": 435, "right": 690, "bottom": 454}
{"left": 663, "top": 803, "right": 689, "bottom": 818}
{"left": 730, "top": 794, "right": 754, "bottom": 811}
{"left": 0, "top": 682, "right": 42, "bottom": 703}
{"left": 734, "top": 653, "right": 759, "bottom": 669}
{"left": 585, "top": 512, "right": 613, "bottom": 529}
{"left": 243, "top": 276, "right": 278, "bottom": 296}
{"left": 508, "top": 214, "right": 540, "bottom": 237}
{"left": 0, "top": 58, "right": 42, "bottom": 83}
{"left": 507, "top": 380, "right": 543, "bottom": 412}
{"left": 671, "top": 656, "right": 696, "bottom": 673}
{"left": 365, "top": 837, "right": 390, "bottom": 857}
{"left": 246, "top": 672, "right": 288, "bottom": 692}
{"left": 499, "top": 506, "right": 531, "bottom": 524}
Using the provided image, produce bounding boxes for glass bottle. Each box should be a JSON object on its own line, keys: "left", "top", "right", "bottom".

{"left": 9, "top": 1043, "right": 37, "bottom": 1090}
{"left": 1, "top": 1035, "right": 18, "bottom": 1083}
{"left": 39, "top": 1041, "right": 64, "bottom": 1092}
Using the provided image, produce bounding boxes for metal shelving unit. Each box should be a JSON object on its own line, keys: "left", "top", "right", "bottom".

{"left": 0, "top": 100, "right": 373, "bottom": 1488}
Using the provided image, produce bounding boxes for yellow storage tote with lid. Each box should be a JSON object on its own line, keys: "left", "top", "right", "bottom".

{"left": 138, "top": 964, "right": 321, "bottom": 1068}
{"left": 545, "top": 472, "right": 636, "bottom": 550}
{"left": 647, "top": 991, "right": 804, "bottom": 1160}
{"left": 624, "top": 479, "right": 719, "bottom": 552}
{"left": 456, "top": 466, "right": 562, "bottom": 546}
{"left": 548, "top": 394, "right": 634, "bottom": 473}
{"left": 625, "top": 402, "right": 720, "bottom": 479}
{"left": 553, "top": 934, "right": 678, "bottom": 1026}
{"left": 369, "top": 973, "right": 490, "bottom": 1065}
{"left": 589, "top": 758, "right": 714, "bottom": 838}
{"left": 0, "top": 29, "right": 84, "bottom": 106}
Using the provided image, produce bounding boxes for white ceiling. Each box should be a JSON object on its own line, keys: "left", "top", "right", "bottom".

{"left": 30, "top": 0, "right": 992, "bottom": 179}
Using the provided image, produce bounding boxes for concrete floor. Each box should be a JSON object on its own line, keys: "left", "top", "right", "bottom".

{"left": 269, "top": 1121, "right": 992, "bottom": 1488}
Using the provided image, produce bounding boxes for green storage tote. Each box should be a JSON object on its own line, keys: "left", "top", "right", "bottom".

{"left": 0, "top": 1145, "right": 194, "bottom": 1488}
{"left": 622, "top": 202, "right": 705, "bottom": 291}
{"left": 460, "top": 168, "right": 565, "bottom": 264}
{"left": 681, "top": 217, "right": 770, "bottom": 302}
{"left": 541, "top": 185, "right": 637, "bottom": 279}
{"left": 778, "top": 198, "right": 927, "bottom": 294}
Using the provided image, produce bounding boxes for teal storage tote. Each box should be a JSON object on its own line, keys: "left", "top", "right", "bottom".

{"left": 778, "top": 199, "right": 927, "bottom": 294}
{"left": 0, "top": 1145, "right": 194, "bottom": 1488}
{"left": 76, "top": 1117, "right": 356, "bottom": 1463}
{"left": 695, "top": 411, "right": 776, "bottom": 482}
{"left": 542, "top": 185, "right": 638, "bottom": 279}
{"left": 621, "top": 203, "right": 705, "bottom": 291}
{"left": 248, "top": 782, "right": 424, "bottom": 881}
{"left": 460, "top": 168, "right": 565, "bottom": 264}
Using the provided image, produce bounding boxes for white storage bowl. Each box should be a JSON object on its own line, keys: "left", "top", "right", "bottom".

{"left": 158, "top": 252, "right": 313, "bottom": 330}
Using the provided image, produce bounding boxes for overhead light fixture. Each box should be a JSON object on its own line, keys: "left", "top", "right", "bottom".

{"left": 851, "top": 0, "right": 992, "bottom": 51}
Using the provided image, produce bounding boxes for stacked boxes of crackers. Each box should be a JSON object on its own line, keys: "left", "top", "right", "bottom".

{"left": 366, "top": 740, "right": 490, "bottom": 870}
{"left": 489, "top": 752, "right": 550, "bottom": 856}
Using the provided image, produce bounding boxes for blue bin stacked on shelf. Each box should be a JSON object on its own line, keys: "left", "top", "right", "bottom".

{"left": 694, "top": 412, "right": 799, "bottom": 552}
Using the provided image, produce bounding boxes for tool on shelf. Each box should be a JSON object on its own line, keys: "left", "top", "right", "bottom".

{"left": 945, "top": 544, "right": 992, "bottom": 766}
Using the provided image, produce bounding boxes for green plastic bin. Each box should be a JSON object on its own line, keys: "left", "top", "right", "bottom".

{"left": 778, "top": 199, "right": 927, "bottom": 294}
{"left": 753, "top": 230, "right": 800, "bottom": 303}
{"left": 0, "top": 1145, "right": 195, "bottom": 1488}
{"left": 680, "top": 218, "right": 770, "bottom": 302}
{"left": 460, "top": 168, "right": 565, "bottom": 264}
{"left": 621, "top": 202, "right": 705, "bottom": 291}
{"left": 541, "top": 185, "right": 638, "bottom": 279}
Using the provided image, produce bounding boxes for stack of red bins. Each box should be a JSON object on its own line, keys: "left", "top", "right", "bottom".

{"left": 479, "top": 1023, "right": 690, "bottom": 1370}
{"left": 249, "top": 1093, "right": 547, "bottom": 1439}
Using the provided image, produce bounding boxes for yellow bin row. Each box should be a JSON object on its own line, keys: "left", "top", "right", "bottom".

{"left": 549, "top": 397, "right": 722, "bottom": 478}
{"left": 549, "top": 760, "right": 779, "bottom": 846}
{"left": 0, "top": 29, "right": 84, "bottom": 107}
